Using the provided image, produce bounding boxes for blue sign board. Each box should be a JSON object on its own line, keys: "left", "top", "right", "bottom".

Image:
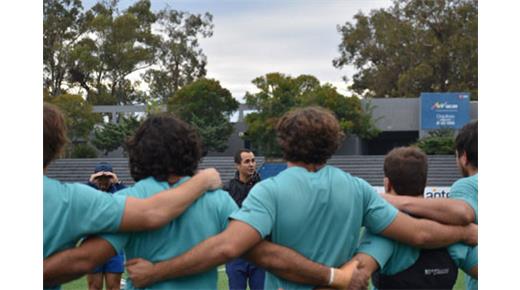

{"left": 420, "top": 92, "right": 470, "bottom": 129}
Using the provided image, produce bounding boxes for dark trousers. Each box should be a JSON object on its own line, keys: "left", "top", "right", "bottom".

{"left": 225, "top": 258, "right": 265, "bottom": 290}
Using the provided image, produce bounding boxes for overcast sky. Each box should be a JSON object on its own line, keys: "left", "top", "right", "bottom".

{"left": 83, "top": 0, "right": 393, "bottom": 102}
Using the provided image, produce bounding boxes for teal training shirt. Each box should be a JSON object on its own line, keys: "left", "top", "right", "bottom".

{"left": 101, "top": 176, "right": 238, "bottom": 290}
{"left": 450, "top": 174, "right": 478, "bottom": 290}
{"left": 357, "top": 232, "right": 478, "bottom": 290}
{"left": 230, "top": 165, "right": 399, "bottom": 290}
{"left": 43, "top": 176, "right": 127, "bottom": 290}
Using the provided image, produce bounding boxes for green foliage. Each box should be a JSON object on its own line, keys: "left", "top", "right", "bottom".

{"left": 168, "top": 78, "right": 239, "bottom": 152}
{"left": 91, "top": 116, "right": 141, "bottom": 156}
{"left": 70, "top": 143, "right": 97, "bottom": 158}
{"left": 47, "top": 93, "right": 102, "bottom": 142}
{"left": 415, "top": 128, "right": 455, "bottom": 154}
{"left": 44, "top": 0, "right": 214, "bottom": 105}
{"left": 143, "top": 10, "right": 214, "bottom": 103}
{"left": 334, "top": 0, "right": 478, "bottom": 100}
{"left": 244, "top": 73, "right": 380, "bottom": 157}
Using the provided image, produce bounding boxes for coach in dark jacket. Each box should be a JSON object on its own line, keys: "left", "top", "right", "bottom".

{"left": 223, "top": 149, "right": 265, "bottom": 290}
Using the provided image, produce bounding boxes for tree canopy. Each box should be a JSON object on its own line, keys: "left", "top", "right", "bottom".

{"left": 168, "top": 78, "right": 239, "bottom": 153}
{"left": 244, "top": 73, "right": 380, "bottom": 157}
{"left": 43, "top": 0, "right": 213, "bottom": 105}
{"left": 334, "top": 0, "right": 478, "bottom": 100}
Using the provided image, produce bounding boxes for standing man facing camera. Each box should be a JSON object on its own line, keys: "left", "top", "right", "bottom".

{"left": 224, "top": 149, "right": 265, "bottom": 290}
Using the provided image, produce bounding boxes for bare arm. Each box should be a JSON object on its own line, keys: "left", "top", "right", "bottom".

{"left": 468, "top": 265, "right": 478, "bottom": 278}
{"left": 384, "top": 195, "right": 475, "bottom": 225}
{"left": 244, "top": 240, "right": 329, "bottom": 286}
{"left": 380, "top": 212, "right": 477, "bottom": 248}
{"left": 43, "top": 237, "right": 115, "bottom": 287}
{"left": 126, "top": 220, "right": 262, "bottom": 287}
{"left": 119, "top": 168, "right": 221, "bottom": 231}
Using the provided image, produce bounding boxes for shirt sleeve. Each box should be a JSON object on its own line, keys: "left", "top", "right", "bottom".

{"left": 360, "top": 179, "right": 399, "bottom": 233}
{"left": 357, "top": 231, "right": 394, "bottom": 271}
{"left": 229, "top": 182, "right": 275, "bottom": 238}
{"left": 447, "top": 243, "right": 478, "bottom": 273}
{"left": 449, "top": 178, "right": 478, "bottom": 222}
{"left": 217, "top": 190, "right": 239, "bottom": 231}
{"left": 71, "top": 183, "right": 128, "bottom": 234}
{"left": 99, "top": 232, "right": 130, "bottom": 255}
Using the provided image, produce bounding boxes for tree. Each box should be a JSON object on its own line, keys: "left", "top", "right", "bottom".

{"left": 68, "top": 0, "right": 159, "bottom": 105}
{"left": 43, "top": 0, "right": 87, "bottom": 96}
{"left": 244, "top": 73, "right": 380, "bottom": 157}
{"left": 415, "top": 128, "right": 455, "bottom": 154}
{"left": 143, "top": 10, "right": 213, "bottom": 103}
{"left": 47, "top": 93, "right": 102, "bottom": 143}
{"left": 168, "top": 78, "right": 239, "bottom": 152}
{"left": 334, "top": 0, "right": 478, "bottom": 100}
{"left": 91, "top": 115, "right": 141, "bottom": 156}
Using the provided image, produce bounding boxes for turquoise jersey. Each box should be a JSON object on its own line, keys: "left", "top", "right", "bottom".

{"left": 230, "top": 165, "right": 398, "bottom": 290}
{"left": 357, "top": 231, "right": 478, "bottom": 290}
{"left": 43, "top": 176, "right": 127, "bottom": 290}
{"left": 449, "top": 174, "right": 478, "bottom": 290}
{"left": 101, "top": 176, "right": 238, "bottom": 290}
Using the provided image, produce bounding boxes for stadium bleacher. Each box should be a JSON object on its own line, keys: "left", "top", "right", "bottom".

{"left": 45, "top": 155, "right": 459, "bottom": 187}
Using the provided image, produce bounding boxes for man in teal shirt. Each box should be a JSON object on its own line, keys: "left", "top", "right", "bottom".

{"left": 383, "top": 121, "right": 478, "bottom": 289}
{"left": 43, "top": 104, "right": 222, "bottom": 289}
{"left": 353, "top": 146, "right": 477, "bottom": 289}
{"left": 124, "top": 107, "right": 477, "bottom": 290}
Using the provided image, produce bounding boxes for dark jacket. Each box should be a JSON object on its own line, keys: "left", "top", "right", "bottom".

{"left": 224, "top": 171, "right": 261, "bottom": 207}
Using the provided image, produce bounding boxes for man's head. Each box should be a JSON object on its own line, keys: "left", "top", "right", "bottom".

{"left": 44, "top": 103, "right": 68, "bottom": 169}
{"left": 126, "top": 114, "right": 202, "bottom": 182}
{"left": 455, "top": 120, "right": 478, "bottom": 177}
{"left": 276, "top": 106, "right": 344, "bottom": 165}
{"left": 92, "top": 162, "right": 115, "bottom": 191}
{"left": 384, "top": 146, "right": 428, "bottom": 197}
{"left": 234, "top": 149, "right": 256, "bottom": 179}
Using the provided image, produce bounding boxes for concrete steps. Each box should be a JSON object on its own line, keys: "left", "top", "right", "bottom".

{"left": 46, "top": 155, "right": 460, "bottom": 187}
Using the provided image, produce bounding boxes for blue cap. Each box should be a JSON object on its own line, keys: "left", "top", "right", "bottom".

{"left": 94, "top": 162, "right": 113, "bottom": 173}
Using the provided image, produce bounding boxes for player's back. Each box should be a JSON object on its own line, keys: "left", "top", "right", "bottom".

{"left": 235, "top": 165, "right": 398, "bottom": 290}
{"left": 101, "top": 176, "right": 238, "bottom": 290}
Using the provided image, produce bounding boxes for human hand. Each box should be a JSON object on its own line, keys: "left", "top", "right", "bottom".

{"left": 126, "top": 258, "right": 156, "bottom": 288}
{"left": 347, "top": 267, "right": 369, "bottom": 290}
{"left": 103, "top": 171, "right": 119, "bottom": 183}
{"left": 89, "top": 172, "right": 105, "bottom": 183}
{"left": 463, "top": 223, "right": 478, "bottom": 246}
{"left": 196, "top": 168, "right": 222, "bottom": 191}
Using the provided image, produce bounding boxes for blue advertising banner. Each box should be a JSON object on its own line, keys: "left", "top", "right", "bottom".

{"left": 420, "top": 92, "right": 470, "bottom": 129}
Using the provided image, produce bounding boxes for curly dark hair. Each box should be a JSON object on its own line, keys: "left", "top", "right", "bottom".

{"left": 126, "top": 114, "right": 202, "bottom": 182}
{"left": 384, "top": 146, "right": 428, "bottom": 196}
{"left": 455, "top": 120, "right": 478, "bottom": 168}
{"left": 44, "top": 103, "right": 68, "bottom": 168}
{"left": 276, "top": 106, "right": 344, "bottom": 164}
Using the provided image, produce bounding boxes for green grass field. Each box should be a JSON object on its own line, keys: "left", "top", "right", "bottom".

{"left": 62, "top": 267, "right": 467, "bottom": 289}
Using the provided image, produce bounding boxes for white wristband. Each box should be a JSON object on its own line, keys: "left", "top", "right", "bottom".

{"left": 328, "top": 267, "right": 335, "bottom": 286}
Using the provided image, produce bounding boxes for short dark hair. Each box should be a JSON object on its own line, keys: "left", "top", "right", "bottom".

{"left": 276, "top": 106, "right": 344, "bottom": 164}
{"left": 384, "top": 147, "right": 428, "bottom": 196}
{"left": 44, "top": 103, "right": 68, "bottom": 168}
{"left": 455, "top": 120, "right": 478, "bottom": 168}
{"left": 126, "top": 114, "right": 202, "bottom": 182}
{"left": 234, "top": 149, "right": 253, "bottom": 164}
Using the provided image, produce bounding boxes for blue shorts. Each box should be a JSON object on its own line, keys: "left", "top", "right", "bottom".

{"left": 91, "top": 253, "right": 125, "bottom": 274}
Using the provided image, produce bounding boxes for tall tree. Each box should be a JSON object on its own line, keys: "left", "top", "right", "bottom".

{"left": 143, "top": 10, "right": 213, "bottom": 103}
{"left": 68, "top": 0, "right": 159, "bottom": 104}
{"left": 91, "top": 115, "right": 141, "bottom": 155}
{"left": 168, "top": 78, "right": 239, "bottom": 152}
{"left": 244, "top": 73, "right": 380, "bottom": 157}
{"left": 334, "top": 0, "right": 478, "bottom": 100}
{"left": 43, "top": 0, "right": 86, "bottom": 96}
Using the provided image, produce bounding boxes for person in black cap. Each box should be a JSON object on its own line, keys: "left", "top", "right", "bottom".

{"left": 88, "top": 162, "right": 125, "bottom": 194}
{"left": 86, "top": 162, "right": 127, "bottom": 290}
